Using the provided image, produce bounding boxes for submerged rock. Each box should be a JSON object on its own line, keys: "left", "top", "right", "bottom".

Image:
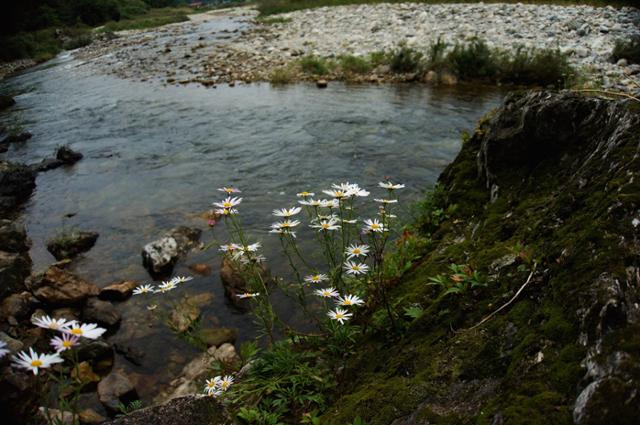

{"left": 83, "top": 297, "right": 121, "bottom": 328}
{"left": 1, "top": 132, "right": 32, "bottom": 145}
{"left": 193, "top": 327, "right": 237, "bottom": 348}
{"left": 34, "top": 145, "right": 83, "bottom": 172}
{"left": 46, "top": 231, "right": 99, "bottom": 260}
{"left": 220, "top": 257, "right": 269, "bottom": 308}
{"left": 141, "top": 226, "right": 201, "bottom": 276}
{"left": 28, "top": 266, "right": 100, "bottom": 306}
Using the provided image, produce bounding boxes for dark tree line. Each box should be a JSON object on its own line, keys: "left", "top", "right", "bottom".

{"left": 1, "top": 0, "right": 185, "bottom": 36}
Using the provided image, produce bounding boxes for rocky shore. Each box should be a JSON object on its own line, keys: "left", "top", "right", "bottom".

{"left": 72, "top": 3, "right": 640, "bottom": 90}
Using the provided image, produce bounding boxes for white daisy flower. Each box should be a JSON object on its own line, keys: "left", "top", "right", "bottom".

{"left": 219, "top": 243, "right": 241, "bottom": 253}
{"left": 332, "top": 183, "right": 369, "bottom": 197}
{"left": 377, "top": 211, "right": 397, "bottom": 218}
{"left": 133, "top": 284, "right": 154, "bottom": 295}
{"left": 310, "top": 218, "right": 341, "bottom": 231}
{"left": 63, "top": 323, "right": 106, "bottom": 340}
{"left": 319, "top": 199, "right": 340, "bottom": 209}
{"left": 212, "top": 197, "right": 243, "bottom": 209}
{"left": 363, "top": 218, "right": 385, "bottom": 233}
{"left": 304, "top": 274, "right": 329, "bottom": 284}
{"left": 323, "top": 189, "right": 351, "bottom": 199}
{"left": 218, "top": 187, "right": 241, "bottom": 194}
{"left": 239, "top": 254, "right": 267, "bottom": 265}
{"left": 338, "top": 294, "right": 365, "bottom": 307}
{"left": 341, "top": 218, "right": 358, "bottom": 224}
{"left": 379, "top": 181, "right": 405, "bottom": 190}
{"left": 345, "top": 244, "right": 370, "bottom": 259}
{"left": 374, "top": 199, "right": 398, "bottom": 204}
{"left": 328, "top": 308, "right": 353, "bottom": 324}
{"left": 269, "top": 228, "right": 297, "bottom": 238}
{"left": 204, "top": 376, "right": 222, "bottom": 394}
{"left": 215, "top": 208, "right": 238, "bottom": 216}
{"left": 243, "top": 242, "right": 261, "bottom": 252}
{"left": 343, "top": 261, "right": 370, "bottom": 276}
{"left": 12, "top": 348, "right": 64, "bottom": 375}
{"left": 314, "top": 287, "right": 339, "bottom": 298}
{"left": 273, "top": 207, "right": 302, "bottom": 217}
{"left": 171, "top": 276, "right": 193, "bottom": 284}
{"left": 298, "top": 198, "right": 323, "bottom": 207}
{"left": 31, "top": 315, "right": 75, "bottom": 331}
{"left": 0, "top": 341, "right": 9, "bottom": 358}
{"left": 50, "top": 334, "right": 80, "bottom": 352}
{"left": 270, "top": 219, "right": 300, "bottom": 231}
{"left": 156, "top": 280, "right": 177, "bottom": 293}
{"left": 219, "top": 375, "right": 234, "bottom": 391}
{"left": 296, "top": 191, "right": 315, "bottom": 198}
{"left": 236, "top": 292, "right": 260, "bottom": 299}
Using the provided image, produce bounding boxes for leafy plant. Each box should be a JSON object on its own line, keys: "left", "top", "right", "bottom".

{"left": 611, "top": 35, "right": 640, "bottom": 65}
{"left": 389, "top": 42, "right": 423, "bottom": 73}
{"left": 403, "top": 305, "right": 424, "bottom": 320}
{"left": 428, "top": 264, "right": 487, "bottom": 296}
{"left": 116, "top": 400, "right": 143, "bottom": 417}
{"left": 299, "top": 55, "right": 332, "bottom": 75}
{"left": 339, "top": 55, "right": 372, "bottom": 74}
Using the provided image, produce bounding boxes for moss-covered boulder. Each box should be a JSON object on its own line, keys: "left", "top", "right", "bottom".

{"left": 322, "top": 91, "right": 640, "bottom": 425}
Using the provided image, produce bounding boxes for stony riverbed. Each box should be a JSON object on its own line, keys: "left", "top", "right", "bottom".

{"left": 73, "top": 3, "right": 640, "bottom": 91}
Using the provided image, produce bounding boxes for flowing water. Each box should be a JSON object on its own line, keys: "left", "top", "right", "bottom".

{"left": 0, "top": 38, "right": 504, "bottom": 407}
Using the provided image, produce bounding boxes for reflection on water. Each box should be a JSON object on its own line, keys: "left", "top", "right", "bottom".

{"left": 0, "top": 53, "right": 503, "bottom": 403}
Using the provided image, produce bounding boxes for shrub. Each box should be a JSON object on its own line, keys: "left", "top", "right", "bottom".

{"left": 62, "top": 34, "right": 93, "bottom": 50}
{"left": 497, "top": 46, "right": 575, "bottom": 87}
{"left": 389, "top": 43, "right": 423, "bottom": 73}
{"left": 426, "top": 37, "right": 448, "bottom": 71}
{"left": 339, "top": 55, "right": 372, "bottom": 74}
{"left": 269, "top": 66, "right": 295, "bottom": 84}
{"left": 611, "top": 36, "right": 640, "bottom": 65}
{"left": 447, "top": 38, "right": 497, "bottom": 80}
{"left": 299, "top": 55, "right": 331, "bottom": 75}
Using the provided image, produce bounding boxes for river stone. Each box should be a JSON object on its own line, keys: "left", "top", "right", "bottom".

{"left": 98, "top": 371, "right": 139, "bottom": 413}
{"left": 193, "top": 327, "right": 237, "bottom": 348}
{"left": 188, "top": 263, "right": 212, "bottom": 276}
{"left": 28, "top": 266, "right": 99, "bottom": 306}
{"left": 0, "top": 291, "right": 38, "bottom": 320}
{"left": 0, "top": 219, "right": 31, "bottom": 252}
{"left": 99, "top": 280, "right": 139, "bottom": 301}
{"left": 0, "top": 250, "right": 31, "bottom": 299}
{"left": 220, "top": 257, "right": 269, "bottom": 308}
{"left": 71, "top": 361, "right": 101, "bottom": 385}
{"left": 35, "top": 146, "right": 84, "bottom": 172}
{"left": 0, "top": 331, "right": 24, "bottom": 352}
{"left": 102, "top": 395, "right": 229, "bottom": 425}
{"left": 77, "top": 340, "right": 113, "bottom": 365}
{"left": 168, "top": 301, "right": 200, "bottom": 333}
{"left": 46, "top": 231, "right": 99, "bottom": 260}
{"left": 141, "top": 226, "right": 201, "bottom": 275}
{"left": 0, "top": 161, "right": 36, "bottom": 219}
{"left": 78, "top": 408, "right": 106, "bottom": 424}
{"left": 83, "top": 297, "right": 121, "bottom": 328}
{"left": 1, "top": 132, "right": 32, "bottom": 145}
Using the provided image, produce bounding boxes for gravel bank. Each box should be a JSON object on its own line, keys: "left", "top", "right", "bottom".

{"left": 75, "top": 3, "right": 639, "bottom": 89}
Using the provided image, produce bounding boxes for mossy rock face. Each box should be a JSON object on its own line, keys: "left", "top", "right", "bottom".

{"left": 46, "top": 230, "right": 99, "bottom": 260}
{"left": 322, "top": 92, "right": 640, "bottom": 425}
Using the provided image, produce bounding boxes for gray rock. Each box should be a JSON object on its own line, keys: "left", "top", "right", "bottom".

{"left": 102, "top": 395, "right": 230, "bottom": 425}
{"left": 98, "top": 371, "right": 139, "bottom": 412}
{"left": 0, "top": 220, "right": 30, "bottom": 253}
{"left": 0, "top": 161, "right": 36, "bottom": 219}
{"left": 34, "top": 146, "right": 83, "bottom": 172}
{"left": 0, "top": 250, "right": 31, "bottom": 299}
{"left": 0, "top": 331, "right": 24, "bottom": 352}
{"left": 142, "top": 226, "right": 201, "bottom": 275}
{"left": 616, "top": 58, "right": 628, "bottom": 67}
{"left": 0, "top": 291, "right": 38, "bottom": 320}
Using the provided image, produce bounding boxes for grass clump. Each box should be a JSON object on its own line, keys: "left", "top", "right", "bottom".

{"left": 497, "top": 46, "right": 575, "bottom": 86}
{"left": 100, "top": 7, "right": 192, "bottom": 32}
{"left": 299, "top": 55, "right": 332, "bottom": 75}
{"left": 339, "top": 54, "right": 373, "bottom": 74}
{"left": 389, "top": 43, "right": 423, "bottom": 73}
{"left": 269, "top": 66, "right": 296, "bottom": 84}
{"left": 611, "top": 36, "right": 640, "bottom": 65}
{"left": 447, "top": 38, "right": 497, "bottom": 80}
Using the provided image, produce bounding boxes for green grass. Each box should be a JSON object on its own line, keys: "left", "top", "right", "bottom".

{"left": 339, "top": 54, "right": 373, "bottom": 74}
{"left": 299, "top": 55, "right": 333, "bottom": 75}
{"left": 100, "top": 7, "right": 193, "bottom": 32}
{"left": 611, "top": 36, "right": 640, "bottom": 64}
{"left": 257, "top": 0, "right": 638, "bottom": 16}
{"left": 0, "top": 27, "right": 92, "bottom": 62}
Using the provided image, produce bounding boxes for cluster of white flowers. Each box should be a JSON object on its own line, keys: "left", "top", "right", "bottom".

{"left": 6, "top": 315, "right": 107, "bottom": 375}
{"left": 132, "top": 275, "right": 194, "bottom": 296}
{"left": 203, "top": 375, "right": 234, "bottom": 397}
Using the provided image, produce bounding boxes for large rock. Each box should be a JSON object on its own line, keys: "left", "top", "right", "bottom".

{"left": 0, "top": 95, "right": 15, "bottom": 111}
{"left": 83, "top": 297, "right": 121, "bottom": 328}
{"left": 0, "top": 291, "right": 38, "bottom": 320}
{"left": 141, "top": 226, "right": 201, "bottom": 275}
{"left": 97, "top": 371, "right": 139, "bottom": 413}
{"left": 0, "top": 366, "right": 39, "bottom": 425}
{"left": 28, "top": 266, "right": 99, "bottom": 306}
{"left": 168, "top": 301, "right": 200, "bottom": 333}
{"left": 99, "top": 280, "right": 139, "bottom": 301}
{"left": 0, "top": 161, "right": 36, "bottom": 219}
{"left": 46, "top": 231, "right": 99, "bottom": 260}
{"left": 0, "top": 250, "right": 31, "bottom": 299}
{"left": 193, "top": 327, "right": 237, "bottom": 348}
{"left": 102, "top": 395, "right": 230, "bottom": 425}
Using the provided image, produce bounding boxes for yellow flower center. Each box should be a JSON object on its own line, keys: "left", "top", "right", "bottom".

{"left": 221, "top": 381, "right": 230, "bottom": 389}
{"left": 63, "top": 340, "right": 73, "bottom": 348}
{"left": 322, "top": 223, "right": 330, "bottom": 229}
{"left": 71, "top": 328, "right": 83, "bottom": 336}
{"left": 31, "top": 360, "right": 43, "bottom": 367}
{"left": 335, "top": 313, "right": 344, "bottom": 319}
{"left": 207, "top": 382, "right": 215, "bottom": 388}
{"left": 371, "top": 223, "right": 380, "bottom": 229}
{"left": 223, "top": 202, "right": 232, "bottom": 208}
{"left": 353, "top": 265, "right": 361, "bottom": 271}
{"left": 353, "top": 249, "right": 361, "bottom": 255}
{"left": 344, "top": 300, "right": 352, "bottom": 305}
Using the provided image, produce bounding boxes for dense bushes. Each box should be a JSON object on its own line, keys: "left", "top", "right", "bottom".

{"left": 611, "top": 36, "right": 640, "bottom": 64}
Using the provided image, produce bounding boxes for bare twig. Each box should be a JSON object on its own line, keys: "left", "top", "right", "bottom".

{"left": 465, "top": 262, "right": 538, "bottom": 332}
{"left": 573, "top": 89, "right": 640, "bottom": 103}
